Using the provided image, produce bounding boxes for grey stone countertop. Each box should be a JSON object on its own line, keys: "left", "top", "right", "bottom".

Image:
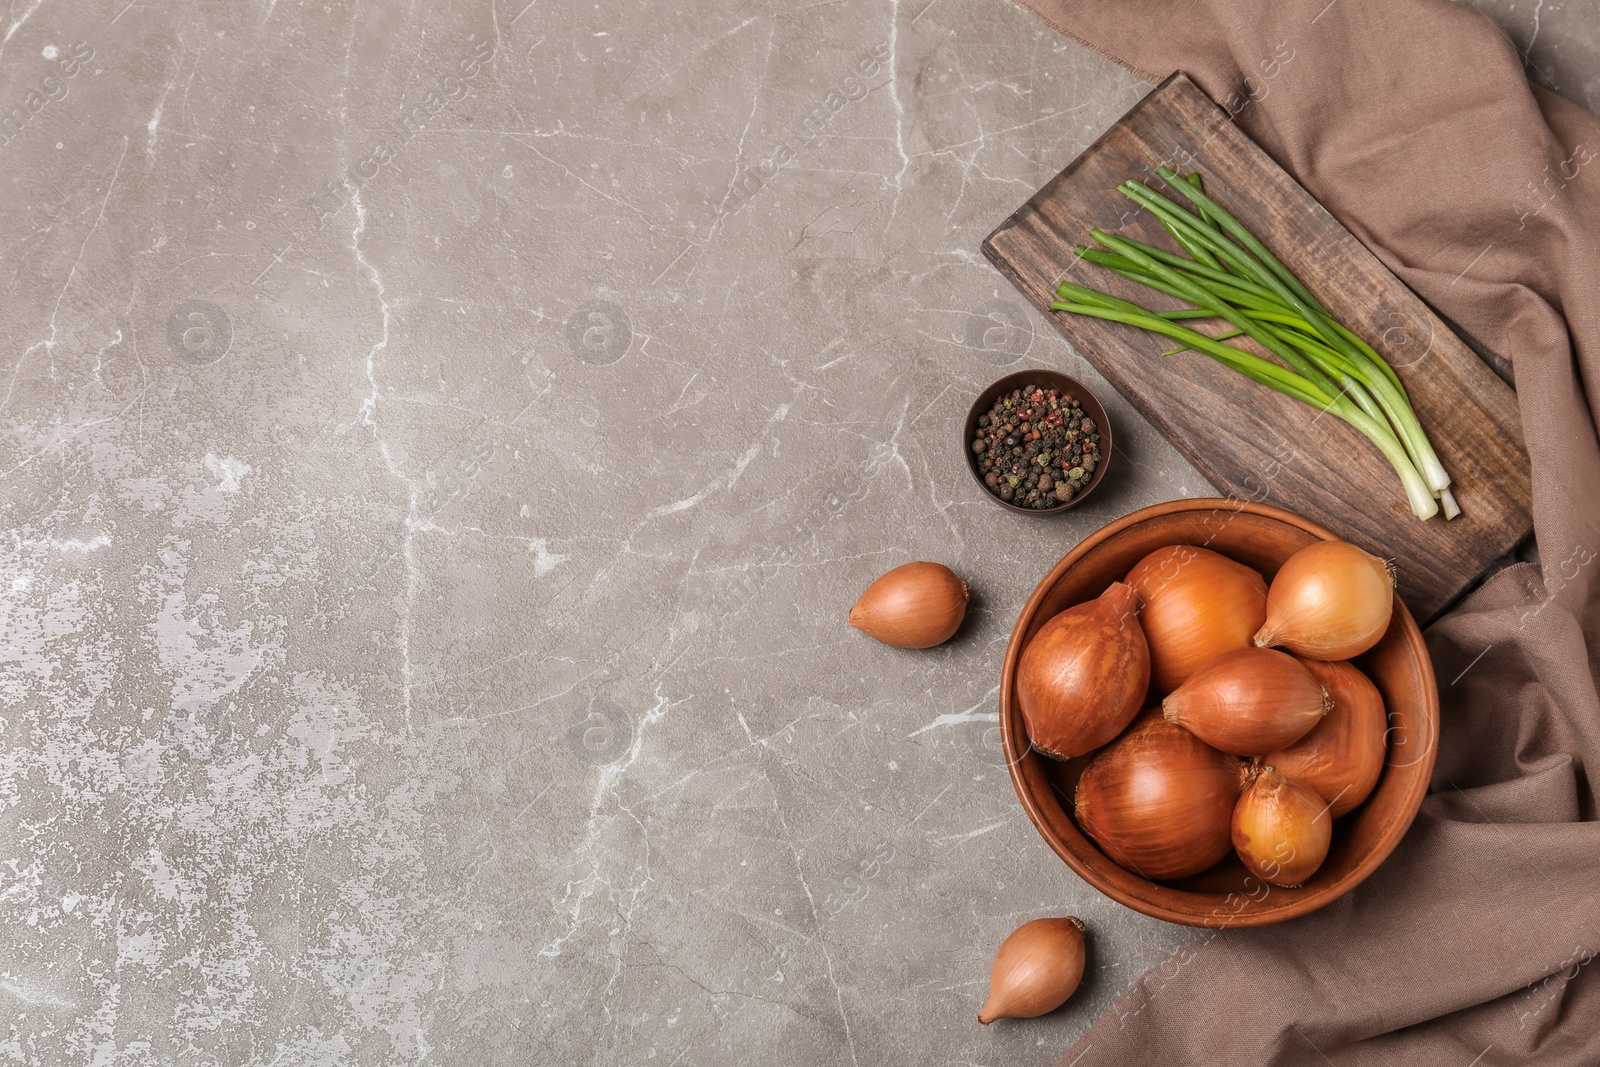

{"left": 1, "top": 0, "right": 1593, "bottom": 1064}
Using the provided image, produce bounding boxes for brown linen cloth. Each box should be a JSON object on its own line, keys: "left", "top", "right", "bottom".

{"left": 1002, "top": 1, "right": 1600, "bottom": 1064}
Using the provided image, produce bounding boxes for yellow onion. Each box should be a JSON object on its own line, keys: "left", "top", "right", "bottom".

{"left": 1017, "top": 582, "right": 1150, "bottom": 759}
{"left": 1254, "top": 540, "right": 1394, "bottom": 660}
{"left": 1074, "top": 711, "right": 1246, "bottom": 880}
{"left": 1231, "top": 766, "right": 1332, "bottom": 887}
{"left": 1126, "top": 545, "right": 1268, "bottom": 695}
{"left": 1162, "top": 647, "right": 1329, "bottom": 756}
{"left": 1261, "top": 658, "right": 1387, "bottom": 817}
{"left": 978, "top": 917, "right": 1086, "bottom": 1025}
{"left": 849, "top": 562, "right": 968, "bottom": 648}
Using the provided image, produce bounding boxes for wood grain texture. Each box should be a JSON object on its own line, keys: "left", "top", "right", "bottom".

{"left": 981, "top": 72, "right": 1532, "bottom": 620}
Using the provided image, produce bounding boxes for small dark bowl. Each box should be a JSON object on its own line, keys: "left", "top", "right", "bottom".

{"left": 963, "top": 370, "right": 1113, "bottom": 514}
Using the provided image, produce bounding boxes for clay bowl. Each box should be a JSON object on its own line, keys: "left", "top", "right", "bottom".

{"left": 963, "top": 370, "right": 1112, "bottom": 515}
{"left": 1000, "top": 499, "right": 1439, "bottom": 927}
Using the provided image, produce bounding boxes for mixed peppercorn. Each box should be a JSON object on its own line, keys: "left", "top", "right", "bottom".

{"left": 971, "top": 384, "right": 1101, "bottom": 509}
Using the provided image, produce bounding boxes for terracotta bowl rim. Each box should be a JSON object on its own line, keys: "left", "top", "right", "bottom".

{"left": 999, "top": 497, "right": 1440, "bottom": 927}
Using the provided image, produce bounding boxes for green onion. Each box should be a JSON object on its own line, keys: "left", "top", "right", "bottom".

{"left": 1148, "top": 169, "right": 1451, "bottom": 501}
{"left": 1050, "top": 171, "right": 1454, "bottom": 522}
{"left": 1161, "top": 327, "right": 1244, "bottom": 355}
{"left": 1089, "top": 228, "right": 1342, "bottom": 398}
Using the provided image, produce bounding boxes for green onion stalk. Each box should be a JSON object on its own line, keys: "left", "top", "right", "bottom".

{"left": 1052, "top": 169, "right": 1457, "bottom": 522}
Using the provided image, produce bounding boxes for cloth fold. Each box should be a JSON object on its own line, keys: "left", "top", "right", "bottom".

{"left": 1005, "top": 1, "right": 1600, "bottom": 1063}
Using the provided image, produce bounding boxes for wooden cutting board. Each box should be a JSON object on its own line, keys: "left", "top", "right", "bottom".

{"left": 982, "top": 72, "right": 1532, "bottom": 620}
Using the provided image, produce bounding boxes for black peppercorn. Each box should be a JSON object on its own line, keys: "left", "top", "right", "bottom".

{"left": 975, "top": 382, "right": 1102, "bottom": 508}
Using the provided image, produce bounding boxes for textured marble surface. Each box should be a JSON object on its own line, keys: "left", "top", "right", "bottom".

{"left": 0, "top": 1, "right": 1593, "bottom": 1064}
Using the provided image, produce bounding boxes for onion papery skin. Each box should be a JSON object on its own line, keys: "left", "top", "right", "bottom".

{"left": 1161, "top": 647, "right": 1329, "bottom": 756}
{"left": 1231, "top": 767, "right": 1332, "bottom": 887}
{"left": 977, "top": 917, "right": 1086, "bottom": 1025}
{"left": 1262, "top": 658, "right": 1387, "bottom": 817}
{"left": 1254, "top": 540, "right": 1395, "bottom": 660}
{"left": 1017, "top": 582, "right": 1150, "bottom": 759}
{"left": 848, "top": 561, "right": 969, "bottom": 649}
{"left": 1126, "top": 544, "right": 1268, "bottom": 695}
{"left": 1074, "top": 712, "right": 1245, "bottom": 881}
